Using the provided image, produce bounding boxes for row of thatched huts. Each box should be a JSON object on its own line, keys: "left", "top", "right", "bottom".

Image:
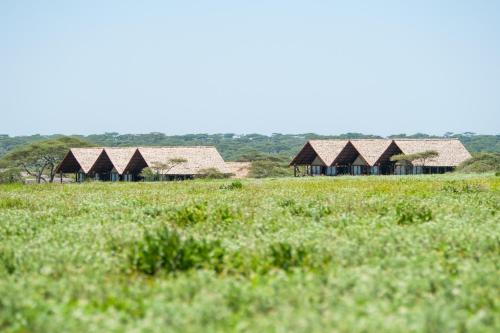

{"left": 290, "top": 139, "right": 471, "bottom": 176}
{"left": 56, "top": 146, "right": 230, "bottom": 182}
{"left": 57, "top": 138, "right": 471, "bottom": 182}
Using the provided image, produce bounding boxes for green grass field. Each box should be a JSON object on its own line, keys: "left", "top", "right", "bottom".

{"left": 0, "top": 175, "right": 499, "bottom": 332}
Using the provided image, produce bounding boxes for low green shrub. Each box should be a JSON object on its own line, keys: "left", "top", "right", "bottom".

{"left": 441, "top": 181, "right": 484, "bottom": 193}
{"left": 213, "top": 204, "right": 241, "bottom": 223}
{"left": 269, "top": 242, "right": 310, "bottom": 271}
{"left": 0, "top": 168, "right": 23, "bottom": 184}
{"left": 129, "top": 226, "right": 225, "bottom": 275}
{"left": 170, "top": 202, "right": 208, "bottom": 226}
{"left": 0, "top": 248, "right": 17, "bottom": 275}
{"left": 220, "top": 180, "right": 243, "bottom": 190}
{"left": 395, "top": 202, "right": 433, "bottom": 225}
{"left": 282, "top": 200, "right": 332, "bottom": 220}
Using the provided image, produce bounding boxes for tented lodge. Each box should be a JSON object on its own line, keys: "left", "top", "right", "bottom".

{"left": 290, "top": 139, "right": 471, "bottom": 176}
{"left": 56, "top": 146, "right": 230, "bottom": 182}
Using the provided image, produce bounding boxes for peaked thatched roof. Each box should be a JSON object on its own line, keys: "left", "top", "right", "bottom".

{"left": 56, "top": 148, "right": 103, "bottom": 173}
{"left": 393, "top": 139, "right": 472, "bottom": 166}
{"left": 290, "top": 138, "right": 472, "bottom": 168}
{"left": 103, "top": 148, "right": 138, "bottom": 175}
{"left": 137, "top": 146, "right": 230, "bottom": 175}
{"left": 290, "top": 140, "right": 349, "bottom": 166}
{"left": 350, "top": 139, "right": 393, "bottom": 166}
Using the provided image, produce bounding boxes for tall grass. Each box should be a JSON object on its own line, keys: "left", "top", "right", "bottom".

{"left": 0, "top": 174, "right": 498, "bottom": 332}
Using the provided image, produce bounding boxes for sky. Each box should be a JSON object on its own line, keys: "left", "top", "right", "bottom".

{"left": 1, "top": 0, "right": 499, "bottom": 136}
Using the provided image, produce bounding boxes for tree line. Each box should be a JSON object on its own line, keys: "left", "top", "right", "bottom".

{"left": 0, "top": 132, "right": 498, "bottom": 183}
{"left": 1, "top": 132, "right": 499, "bottom": 161}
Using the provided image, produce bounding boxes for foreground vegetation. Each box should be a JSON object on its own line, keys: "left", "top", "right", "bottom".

{"left": 0, "top": 175, "right": 499, "bottom": 332}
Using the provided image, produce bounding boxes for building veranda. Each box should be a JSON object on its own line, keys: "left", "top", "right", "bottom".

{"left": 290, "top": 139, "right": 471, "bottom": 176}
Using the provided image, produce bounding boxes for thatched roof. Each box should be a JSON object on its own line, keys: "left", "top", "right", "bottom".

{"left": 137, "top": 146, "right": 230, "bottom": 175}
{"left": 290, "top": 138, "right": 471, "bottom": 168}
{"left": 56, "top": 148, "right": 103, "bottom": 173}
{"left": 104, "top": 148, "right": 138, "bottom": 174}
{"left": 350, "top": 140, "right": 393, "bottom": 166}
{"left": 393, "top": 139, "right": 472, "bottom": 166}
{"left": 290, "top": 140, "right": 349, "bottom": 166}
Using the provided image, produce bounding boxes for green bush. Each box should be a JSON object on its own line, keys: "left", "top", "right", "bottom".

{"left": 395, "top": 202, "right": 433, "bottom": 225}
{"left": 129, "top": 226, "right": 225, "bottom": 275}
{"left": 441, "top": 181, "right": 484, "bottom": 193}
{"left": 456, "top": 153, "right": 500, "bottom": 173}
{"left": 220, "top": 180, "right": 243, "bottom": 190}
{"left": 0, "top": 248, "right": 17, "bottom": 274}
{"left": 268, "top": 242, "right": 310, "bottom": 271}
{"left": 170, "top": 202, "right": 208, "bottom": 226}
{"left": 0, "top": 168, "right": 23, "bottom": 184}
{"left": 281, "top": 200, "right": 332, "bottom": 220}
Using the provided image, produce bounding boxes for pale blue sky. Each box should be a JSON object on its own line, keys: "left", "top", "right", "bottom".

{"left": 1, "top": 0, "right": 499, "bottom": 136}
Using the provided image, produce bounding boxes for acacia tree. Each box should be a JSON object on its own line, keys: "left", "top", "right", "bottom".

{"left": 390, "top": 150, "right": 439, "bottom": 168}
{"left": 150, "top": 158, "right": 188, "bottom": 180}
{"left": 0, "top": 137, "right": 92, "bottom": 183}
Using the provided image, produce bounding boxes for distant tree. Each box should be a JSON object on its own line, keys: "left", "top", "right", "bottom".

{"left": 0, "top": 137, "right": 92, "bottom": 183}
{"left": 139, "top": 167, "right": 155, "bottom": 181}
{"left": 249, "top": 159, "right": 293, "bottom": 178}
{"left": 150, "top": 158, "right": 188, "bottom": 179}
{"left": 390, "top": 150, "right": 439, "bottom": 167}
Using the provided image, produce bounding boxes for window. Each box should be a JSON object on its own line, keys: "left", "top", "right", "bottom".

{"left": 311, "top": 165, "right": 322, "bottom": 175}
{"left": 371, "top": 166, "right": 379, "bottom": 175}
{"left": 352, "top": 166, "right": 362, "bottom": 175}
{"left": 326, "top": 166, "right": 337, "bottom": 176}
{"left": 78, "top": 172, "right": 85, "bottom": 182}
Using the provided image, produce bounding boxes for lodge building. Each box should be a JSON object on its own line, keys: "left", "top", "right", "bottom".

{"left": 290, "top": 139, "right": 471, "bottom": 176}
{"left": 56, "top": 146, "right": 230, "bottom": 182}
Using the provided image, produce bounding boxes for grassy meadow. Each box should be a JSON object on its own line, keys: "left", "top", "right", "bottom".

{"left": 0, "top": 175, "right": 499, "bottom": 332}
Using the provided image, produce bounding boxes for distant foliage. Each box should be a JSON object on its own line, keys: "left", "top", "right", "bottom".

{"left": 197, "top": 168, "right": 230, "bottom": 179}
{"left": 0, "top": 136, "right": 92, "bottom": 183}
{"left": 456, "top": 153, "right": 500, "bottom": 173}
{"left": 2, "top": 133, "right": 497, "bottom": 162}
{"left": 0, "top": 168, "right": 23, "bottom": 184}
{"left": 390, "top": 150, "right": 439, "bottom": 166}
